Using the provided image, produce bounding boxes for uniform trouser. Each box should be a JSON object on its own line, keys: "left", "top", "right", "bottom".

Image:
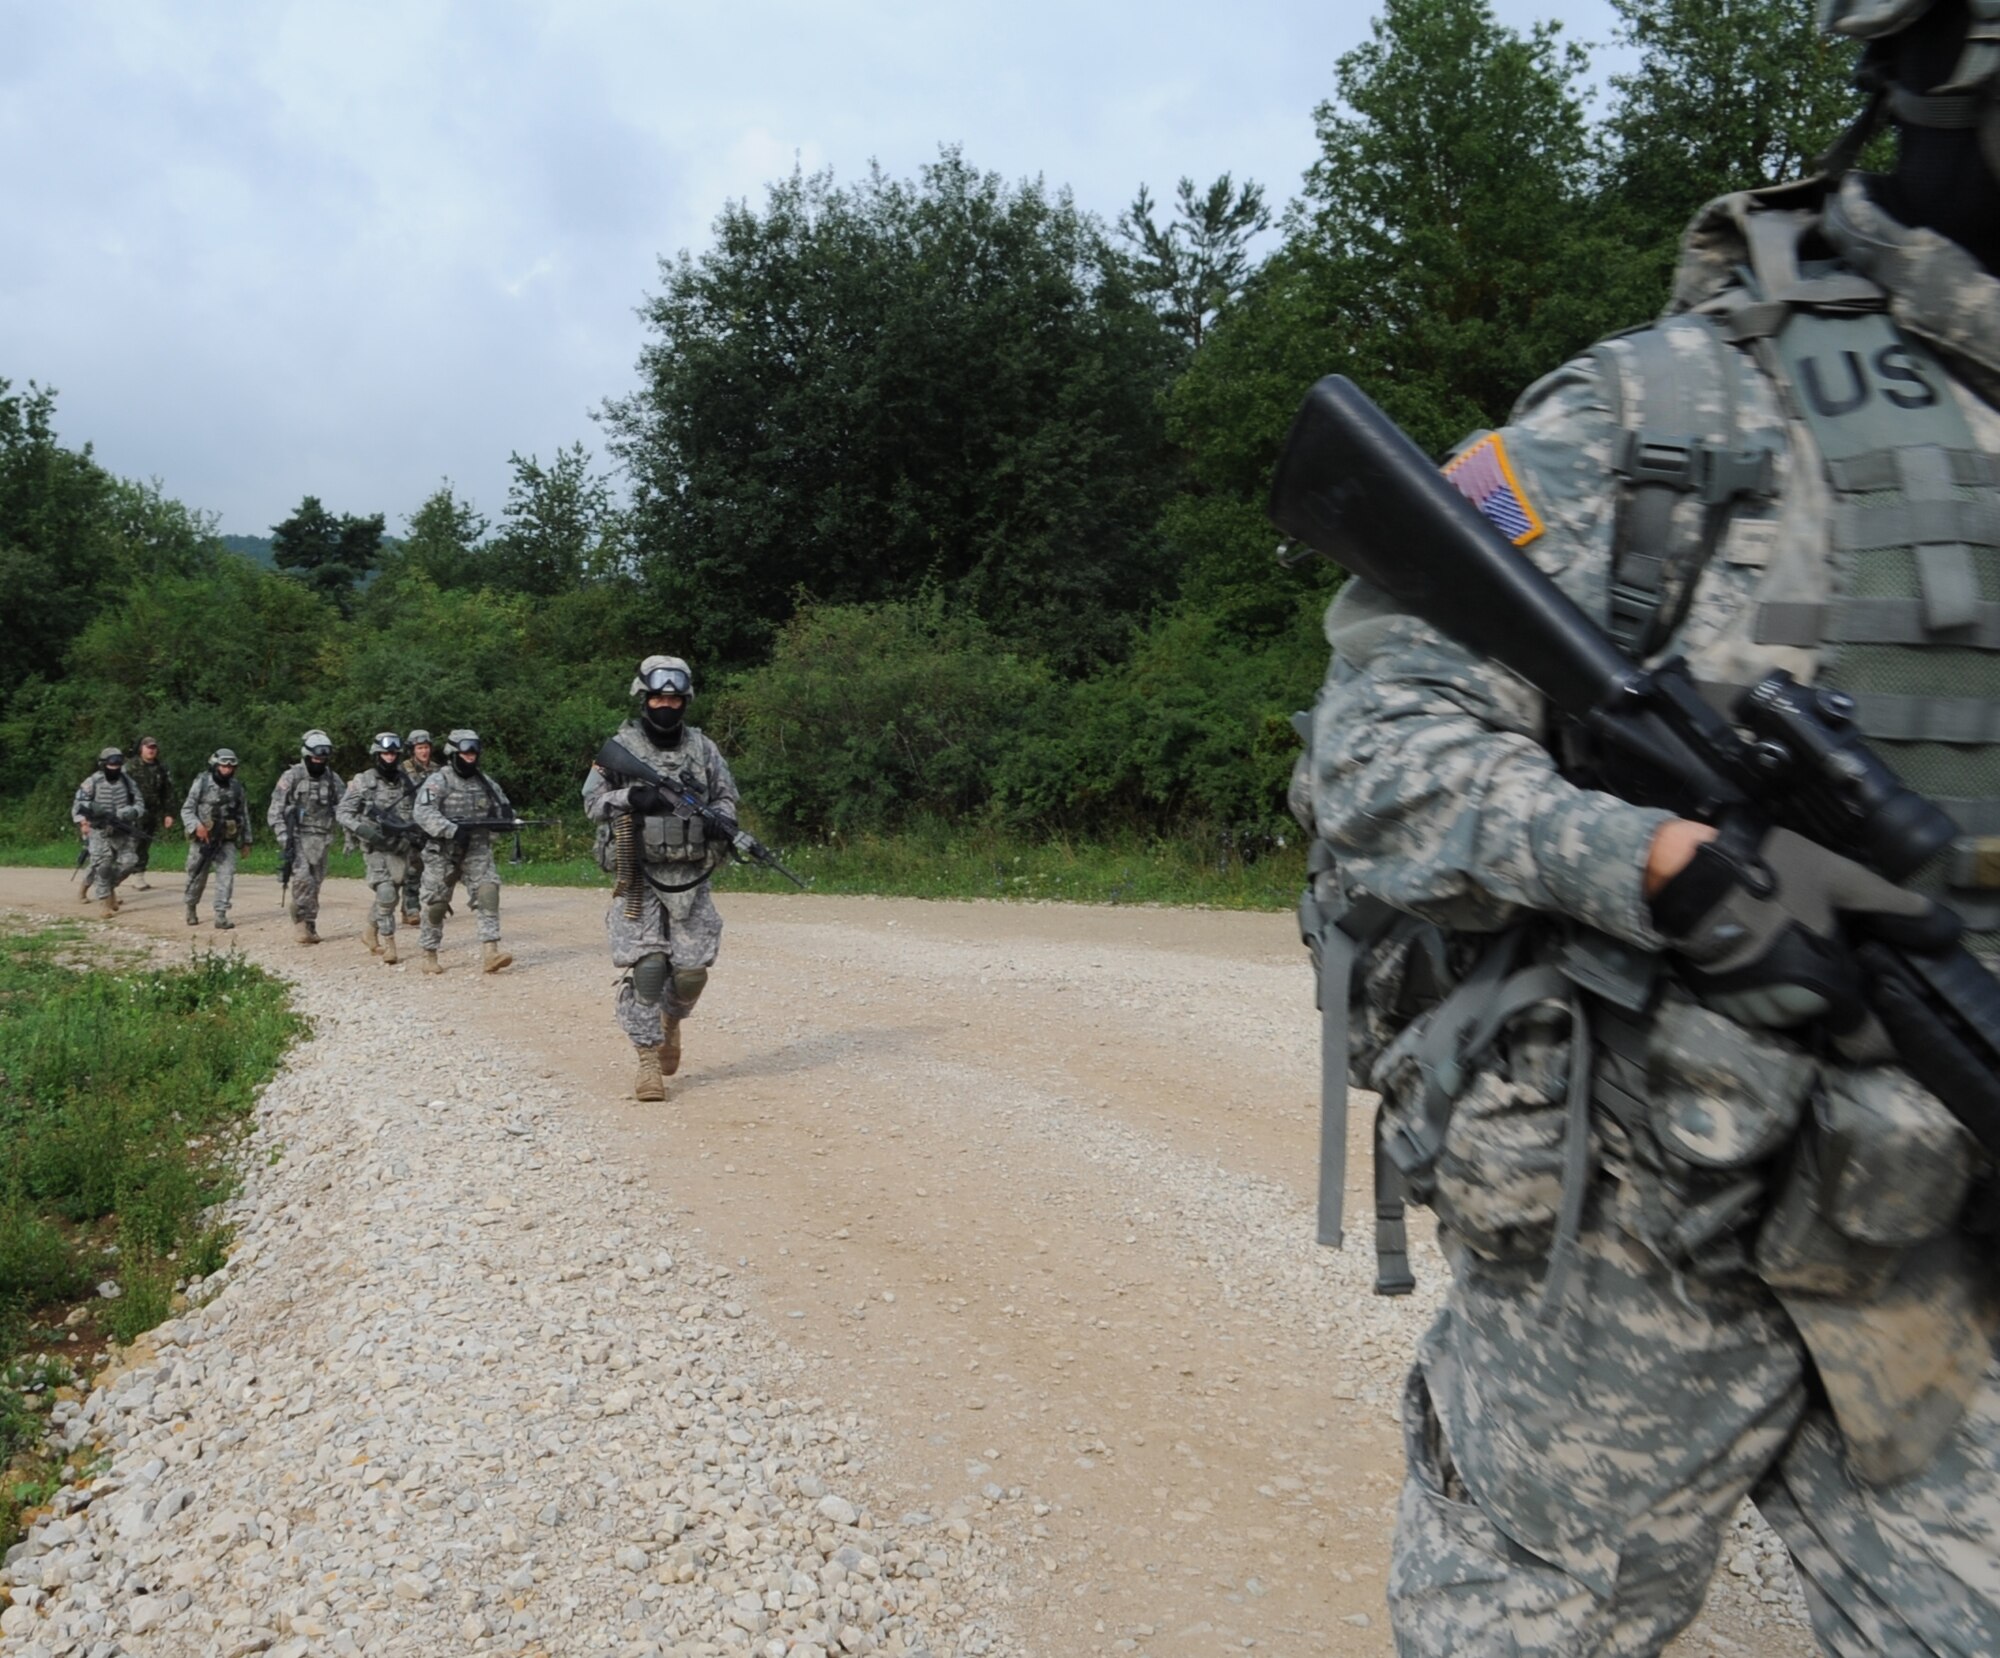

{"left": 362, "top": 847, "right": 409, "bottom": 936}
{"left": 85, "top": 830, "right": 141, "bottom": 900}
{"left": 135, "top": 816, "right": 158, "bottom": 873}
{"left": 402, "top": 843, "right": 425, "bottom": 915}
{"left": 184, "top": 840, "right": 240, "bottom": 916}
{"left": 1387, "top": 1193, "right": 2000, "bottom": 1656}
{"left": 286, "top": 831, "right": 331, "bottom": 924}
{"left": 606, "top": 869, "right": 722, "bottom": 1048}
{"left": 419, "top": 839, "right": 502, "bottom": 951}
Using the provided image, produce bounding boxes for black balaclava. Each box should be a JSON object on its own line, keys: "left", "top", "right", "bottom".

{"left": 640, "top": 702, "right": 686, "bottom": 744}
{"left": 304, "top": 756, "right": 328, "bottom": 778}
{"left": 102, "top": 761, "right": 123, "bottom": 779}
{"left": 451, "top": 749, "right": 480, "bottom": 777}
{"left": 1873, "top": 1, "right": 2000, "bottom": 273}
{"left": 210, "top": 765, "right": 234, "bottom": 787}
{"left": 375, "top": 752, "right": 402, "bottom": 779}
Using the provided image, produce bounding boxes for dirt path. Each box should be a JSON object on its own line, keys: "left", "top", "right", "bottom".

{"left": 1, "top": 869, "right": 1817, "bottom": 1656}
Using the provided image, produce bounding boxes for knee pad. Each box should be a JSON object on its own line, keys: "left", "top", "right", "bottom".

{"left": 475, "top": 881, "right": 501, "bottom": 918}
{"left": 375, "top": 881, "right": 400, "bottom": 909}
{"left": 424, "top": 898, "right": 449, "bottom": 926}
{"left": 630, "top": 953, "right": 671, "bottom": 1005}
{"left": 671, "top": 967, "right": 709, "bottom": 1011}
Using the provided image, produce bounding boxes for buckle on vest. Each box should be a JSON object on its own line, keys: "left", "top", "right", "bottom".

{"left": 1613, "top": 429, "right": 1775, "bottom": 506}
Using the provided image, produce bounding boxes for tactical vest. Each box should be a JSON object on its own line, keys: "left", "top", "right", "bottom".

{"left": 1595, "top": 223, "right": 2000, "bottom": 950}
{"left": 281, "top": 765, "right": 343, "bottom": 835}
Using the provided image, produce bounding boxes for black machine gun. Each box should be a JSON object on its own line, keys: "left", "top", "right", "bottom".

{"left": 358, "top": 803, "right": 426, "bottom": 851}
{"left": 594, "top": 738, "right": 808, "bottom": 891}
{"left": 1270, "top": 374, "right": 2000, "bottom": 1167}
{"left": 277, "top": 803, "right": 301, "bottom": 908}
{"left": 435, "top": 814, "right": 559, "bottom": 865}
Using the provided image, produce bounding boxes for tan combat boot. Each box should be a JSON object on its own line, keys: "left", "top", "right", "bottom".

{"left": 421, "top": 949, "right": 443, "bottom": 974}
{"left": 483, "top": 941, "right": 513, "bottom": 974}
{"left": 294, "top": 920, "right": 319, "bottom": 946}
{"left": 98, "top": 896, "right": 117, "bottom": 920}
{"left": 364, "top": 922, "right": 381, "bottom": 955}
{"left": 185, "top": 904, "right": 199, "bottom": 926}
{"left": 106, "top": 891, "right": 121, "bottom": 914}
{"left": 660, "top": 1016, "right": 683, "bottom": 1076}
{"left": 380, "top": 933, "right": 399, "bottom": 965}
{"left": 634, "top": 1044, "right": 667, "bottom": 1101}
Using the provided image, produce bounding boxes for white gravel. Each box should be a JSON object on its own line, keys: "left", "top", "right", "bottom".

{"left": 0, "top": 968, "right": 1024, "bottom": 1658}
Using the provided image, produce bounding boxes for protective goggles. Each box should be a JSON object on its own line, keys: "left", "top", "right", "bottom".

{"left": 371, "top": 735, "right": 404, "bottom": 753}
{"left": 304, "top": 744, "right": 332, "bottom": 759}
{"left": 640, "top": 665, "right": 692, "bottom": 696}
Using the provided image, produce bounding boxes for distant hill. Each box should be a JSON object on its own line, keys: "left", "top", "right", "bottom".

{"left": 220, "top": 534, "right": 276, "bottom": 567}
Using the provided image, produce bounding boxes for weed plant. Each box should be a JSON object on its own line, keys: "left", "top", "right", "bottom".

{"left": 0, "top": 921, "right": 301, "bottom": 1549}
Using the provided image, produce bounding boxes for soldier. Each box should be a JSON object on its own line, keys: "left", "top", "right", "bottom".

{"left": 71, "top": 747, "right": 145, "bottom": 918}
{"left": 267, "top": 729, "right": 344, "bottom": 946}
{"left": 336, "top": 732, "right": 418, "bottom": 965}
{"left": 411, "top": 729, "right": 515, "bottom": 975}
{"left": 128, "top": 736, "right": 175, "bottom": 890}
{"left": 180, "top": 748, "right": 251, "bottom": 930}
{"left": 398, "top": 729, "right": 439, "bottom": 924}
{"left": 1297, "top": 3, "right": 2000, "bottom": 1649}
{"left": 582, "top": 655, "right": 742, "bottom": 1101}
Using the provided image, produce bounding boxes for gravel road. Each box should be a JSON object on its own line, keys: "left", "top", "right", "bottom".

{"left": 0, "top": 868, "right": 1819, "bottom": 1656}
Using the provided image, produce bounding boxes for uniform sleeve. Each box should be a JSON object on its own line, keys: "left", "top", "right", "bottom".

{"left": 267, "top": 770, "right": 293, "bottom": 832}
{"left": 334, "top": 776, "right": 368, "bottom": 836}
{"left": 412, "top": 773, "right": 452, "bottom": 839}
{"left": 1309, "top": 354, "right": 1672, "bottom": 950}
{"left": 72, "top": 780, "right": 91, "bottom": 825}
{"left": 180, "top": 776, "right": 203, "bottom": 829}
{"left": 704, "top": 740, "right": 740, "bottom": 814}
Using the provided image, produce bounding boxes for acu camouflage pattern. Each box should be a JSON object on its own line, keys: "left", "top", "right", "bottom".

{"left": 180, "top": 769, "right": 251, "bottom": 921}
{"left": 336, "top": 767, "right": 417, "bottom": 939}
{"left": 71, "top": 769, "right": 143, "bottom": 900}
{"left": 582, "top": 718, "right": 738, "bottom": 1048}
{"left": 399, "top": 752, "right": 441, "bottom": 912}
{"left": 1308, "top": 177, "right": 2000, "bottom": 1652}
{"left": 268, "top": 760, "right": 344, "bottom": 925}
{"left": 412, "top": 763, "right": 513, "bottom": 950}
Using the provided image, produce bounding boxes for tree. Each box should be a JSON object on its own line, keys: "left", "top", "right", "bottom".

{"left": 483, "top": 443, "right": 624, "bottom": 596}
{"left": 1118, "top": 174, "right": 1273, "bottom": 350}
{"left": 602, "top": 148, "right": 1181, "bottom": 672}
{"left": 271, "top": 495, "right": 384, "bottom": 616}
{"left": 1604, "top": 0, "right": 1872, "bottom": 262}
{"left": 385, "top": 481, "right": 489, "bottom": 593}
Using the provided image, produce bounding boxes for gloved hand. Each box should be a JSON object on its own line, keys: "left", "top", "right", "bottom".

{"left": 452, "top": 824, "right": 472, "bottom": 851}
{"left": 1651, "top": 826, "right": 1959, "bottom": 1030}
{"left": 731, "top": 829, "right": 757, "bottom": 857}
{"left": 624, "top": 783, "right": 668, "bottom": 816}
{"left": 115, "top": 803, "right": 144, "bottom": 825}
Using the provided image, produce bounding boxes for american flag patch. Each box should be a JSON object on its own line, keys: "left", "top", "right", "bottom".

{"left": 1442, "top": 433, "right": 1544, "bottom": 547}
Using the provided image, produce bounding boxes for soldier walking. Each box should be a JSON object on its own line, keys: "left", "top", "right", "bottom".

{"left": 128, "top": 736, "right": 175, "bottom": 890}
{"left": 411, "top": 729, "right": 514, "bottom": 975}
{"left": 181, "top": 748, "right": 250, "bottom": 930}
{"left": 267, "top": 729, "right": 344, "bottom": 946}
{"left": 583, "top": 655, "right": 742, "bottom": 1101}
{"left": 71, "top": 747, "right": 145, "bottom": 918}
{"left": 399, "top": 729, "right": 440, "bottom": 925}
{"left": 336, "top": 732, "right": 418, "bottom": 965}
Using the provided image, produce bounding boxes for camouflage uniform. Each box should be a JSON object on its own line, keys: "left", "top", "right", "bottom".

{"left": 398, "top": 747, "right": 440, "bottom": 920}
{"left": 1310, "top": 174, "right": 2000, "bottom": 1654}
{"left": 412, "top": 759, "right": 511, "bottom": 954}
{"left": 267, "top": 759, "right": 344, "bottom": 927}
{"left": 71, "top": 764, "right": 144, "bottom": 901}
{"left": 336, "top": 765, "right": 417, "bottom": 945}
{"left": 582, "top": 716, "right": 737, "bottom": 1048}
{"left": 130, "top": 746, "right": 174, "bottom": 877}
{"left": 180, "top": 766, "right": 251, "bottom": 923}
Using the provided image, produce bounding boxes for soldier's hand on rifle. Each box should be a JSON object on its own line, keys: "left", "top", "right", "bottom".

{"left": 77, "top": 823, "right": 88, "bottom": 840}
{"left": 453, "top": 824, "right": 472, "bottom": 850}
{"left": 624, "top": 783, "right": 668, "bottom": 816}
{"left": 1650, "top": 824, "right": 1959, "bottom": 1032}
{"left": 194, "top": 822, "right": 211, "bottom": 843}
{"left": 732, "top": 829, "right": 757, "bottom": 857}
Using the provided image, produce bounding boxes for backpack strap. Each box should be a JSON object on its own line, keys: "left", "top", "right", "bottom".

{"left": 1588, "top": 317, "right": 1778, "bottom": 655}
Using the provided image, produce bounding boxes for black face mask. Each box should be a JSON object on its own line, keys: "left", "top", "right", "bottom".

{"left": 103, "top": 765, "right": 123, "bottom": 781}
{"left": 304, "top": 757, "right": 328, "bottom": 777}
{"left": 211, "top": 767, "right": 235, "bottom": 787}
{"left": 375, "top": 755, "right": 402, "bottom": 778}
{"left": 640, "top": 703, "right": 686, "bottom": 743}
{"left": 1876, "top": 2, "right": 2000, "bottom": 274}
{"left": 451, "top": 752, "right": 480, "bottom": 776}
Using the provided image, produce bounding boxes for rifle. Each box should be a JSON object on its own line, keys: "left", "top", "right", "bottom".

{"left": 594, "top": 738, "right": 808, "bottom": 890}
{"left": 358, "top": 803, "right": 426, "bottom": 850}
{"left": 436, "top": 815, "right": 559, "bottom": 866}
{"left": 1269, "top": 374, "right": 2000, "bottom": 1185}
{"left": 278, "top": 803, "right": 300, "bottom": 909}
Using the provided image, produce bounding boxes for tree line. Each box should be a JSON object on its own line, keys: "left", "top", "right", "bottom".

{"left": 1, "top": 0, "right": 1866, "bottom": 849}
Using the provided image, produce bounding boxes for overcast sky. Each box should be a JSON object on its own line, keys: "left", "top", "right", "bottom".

{"left": 1, "top": 0, "right": 1622, "bottom": 539}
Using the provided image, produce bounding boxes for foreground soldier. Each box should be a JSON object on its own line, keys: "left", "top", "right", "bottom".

{"left": 129, "top": 736, "right": 175, "bottom": 890}
{"left": 71, "top": 747, "right": 145, "bottom": 918}
{"left": 583, "top": 654, "right": 741, "bottom": 1101}
{"left": 268, "top": 730, "right": 343, "bottom": 946}
{"left": 1298, "top": 4, "right": 2000, "bottom": 1649}
{"left": 336, "top": 732, "right": 418, "bottom": 965}
{"left": 411, "top": 729, "right": 514, "bottom": 975}
{"left": 181, "top": 748, "right": 250, "bottom": 930}
{"left": 399, "top": 728, "right": 439, "bottom": 925}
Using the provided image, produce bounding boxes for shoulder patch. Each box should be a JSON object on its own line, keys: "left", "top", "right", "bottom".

{"left": 1442, "top": 432, "right": 1544, "bottom": 548}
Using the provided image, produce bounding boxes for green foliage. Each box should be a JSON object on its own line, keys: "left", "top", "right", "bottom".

{"left": 480, "top": 444, "right": 626, "bottom": 597}
{"left": 380, "top": 482, "right": 489, "bottom": 592}
{"left": 271, "top": 495, "right": 385, "bottom": 617}
{"left": 1117, "top": 174, "right": 1273, "bottom": 350}
{"left": 602, "top": 148, "right": 1182, "bottom": 672}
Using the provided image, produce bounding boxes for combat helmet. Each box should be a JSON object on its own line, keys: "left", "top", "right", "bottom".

{"left": 97, "top": 746, "right": 125, "bottom": 769}
{"left": 370, "top": 731, "right": 404, "bottom": 757}
{"left": 406, "top": 728, "right": 432, "bottom": 748}
{"left": 630, "top": 654, "right": 694, "bottom": 699}
{"left": 300, "top": 728, "right": 333, "bottom": 759}
{"left": 208, "top": 748, "right": 239, "bottom": 768}
{"left": 1819, "top": 0, "right": 2000, "bottom": 176}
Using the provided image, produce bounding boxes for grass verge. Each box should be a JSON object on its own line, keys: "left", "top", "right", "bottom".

{"left": 5, "top": 823, "right": 1307, "bottom": 911}
{"left": 0, "top": 918, "right": 304, "bottom": 1552}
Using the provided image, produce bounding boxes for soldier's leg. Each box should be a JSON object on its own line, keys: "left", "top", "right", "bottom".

{"left": 402, "top": 846, "right": 424, "bottom": 924}
{"left": 86, "top": 829, "right": 117, "bottom": 901}
{"left": 134, "top": 820, "right": 154, "bottom": 880}
{"left": 184, "top": 840, "right": 210, "bottom": 918}
{"left": 1755, "top": 1353, "right": 2000, "bottom": 1657}
{"left": 293, "top": 834, "right": 330, "bottom": 927}
{"left": 657, "top": 886, "right": 722, "bottom": 1072}
{"left": 211, "top": 845, "right": 238, "bottom": 928}
{"left": 419, "top": 851, "right": 458, "bottom": 955}
{"left": 111, "top": 837, "right": 141, "bottom": 892}
{"left": 1388, "top": 1213, "right": 1805, "bottom": 1655}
